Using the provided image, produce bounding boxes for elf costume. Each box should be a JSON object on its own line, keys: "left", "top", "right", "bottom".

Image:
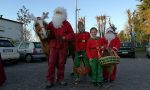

{"left": 86, "top": 37, "right": 104, "bottom": 85}
{"left": 74, "top": 31, "right": 91, "bottom": 78}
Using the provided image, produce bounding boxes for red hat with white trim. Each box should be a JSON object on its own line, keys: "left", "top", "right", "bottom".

{"left": 106, "top": 27, "right": 115, "bottom": 33}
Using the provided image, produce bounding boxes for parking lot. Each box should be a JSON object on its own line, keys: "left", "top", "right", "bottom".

{"left": 0, "top": 52, "right": 150, "bottom": 90}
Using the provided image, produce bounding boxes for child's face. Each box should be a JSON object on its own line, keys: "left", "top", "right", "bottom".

{"left": 90, "top": 29, "right": 97, "bottom": 37}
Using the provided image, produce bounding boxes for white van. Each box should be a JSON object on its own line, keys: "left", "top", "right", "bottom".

{"left": 0, "top": 39, "right": 20, "bottom": 63}
{"left": 17, "top": 41, "right": 46, "bottom": 62}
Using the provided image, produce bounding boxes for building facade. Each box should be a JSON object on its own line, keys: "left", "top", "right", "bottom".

{"left": 0, "top": 16, "right": 23, "bottom": 42}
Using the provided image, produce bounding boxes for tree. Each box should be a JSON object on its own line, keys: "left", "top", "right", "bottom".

{"left": 17, "top": 5, "right": 31, "bottom": 41}
{"left": 23, "top": 28, "right": 32, "bottom": 41}
{"left": 127, "top": 9, "right": 136, "bottom": 48}
{"left": 118, "top": 30, "right": 128, "bottom": 41}
{"left": 118, "top": 23, "right": 131, "bottom": 42}
{"left": 136, "top": 0, "right": 150, "bottom": 42}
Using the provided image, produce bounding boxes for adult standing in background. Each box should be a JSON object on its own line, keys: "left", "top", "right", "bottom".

{"left": 102, "top": 27, "right": 121, "bottom": 82}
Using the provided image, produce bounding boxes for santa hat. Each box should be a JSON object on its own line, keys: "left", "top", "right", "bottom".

{"left": 53, "top": 7, "right": 67, "bottom": 17}
{"left": 106, "top": 27, "right": 115, "bottom": 33}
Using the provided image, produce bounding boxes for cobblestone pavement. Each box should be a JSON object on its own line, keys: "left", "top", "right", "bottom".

{"left": 0, "top": 52, "right": 150, "bottom": 90}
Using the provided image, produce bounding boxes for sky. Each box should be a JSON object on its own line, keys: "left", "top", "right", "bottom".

{"left": 0, "top": 0, "right": 139, "bottom": 33}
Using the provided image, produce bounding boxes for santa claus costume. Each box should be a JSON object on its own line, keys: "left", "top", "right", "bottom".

{"left": 73, "top": 21, "right": 91, "bottom": 83}
{"left": 86, "top": 27, "right": 104, "bottom": 86}
{"left": 46, "top": 7, "right": 74, "bottom": 88}
{"left": 0, "top": 54, "right": 6, "bottom": 86}
{"left": 102, "top": 27, "right": 121, "bottom": 82}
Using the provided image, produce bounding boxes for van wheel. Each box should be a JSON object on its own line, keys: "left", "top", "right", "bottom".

{"left": 11, "top": 60, "right": 18, "bottom": 64}
{"left": 130, "top": 52, "right": 135, "bottom": 58}
{"left": 147, "top": 54, "right": 150, "bottom": 58}
{"left": 25, "top": 54, "right": 32, "bottom": 63}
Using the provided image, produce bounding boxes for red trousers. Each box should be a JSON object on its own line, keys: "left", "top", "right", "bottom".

{"left": 47, "top": 47, "right": 67, "bottom": 83}
{"left": 0, "top": 57, "right": 6, "bottom": 86}
{"left": 102, "top": 65, "right": 117, "bottom": 81}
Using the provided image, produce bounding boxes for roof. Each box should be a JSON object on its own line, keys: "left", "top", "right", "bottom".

{"left": 0, "top": 17, "right": 23, "bottom": 24}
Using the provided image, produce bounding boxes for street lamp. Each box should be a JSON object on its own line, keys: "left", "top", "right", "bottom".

{"left": 77, "top": 9, "right": 80, "bottom": 19}
{"left": 75, "top": 0, "right": 80, "bottom": 33}
{"left": 75, "top": 0, "right": 77, "bottom": 33}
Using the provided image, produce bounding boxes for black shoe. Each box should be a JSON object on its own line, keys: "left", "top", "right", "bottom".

{"left": 97, "top": 82, "right": 104, "bottom": 86}
{"left": 92, "top": 82, "right": 97, "bottom": 86}
{"left": 109, "top": 80, "right": 114, "bottom": 83}
{"left": 46, "top": 82, "right": 54, "bottom": 88}
{"left": 70, "top": 72, "right": 74, "bottom": 76}
{"left": 74, "top": 78, "right": 80, "bottom": 85}
{"left": 59, "top": 81, "right": 68, "bottom": 86}
{"left": 103, "top": 79, "right": 108, "bottom": 83}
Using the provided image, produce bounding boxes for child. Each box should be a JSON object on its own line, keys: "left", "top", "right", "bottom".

{"left": 86, "top": 27, "right": 104, "bottom": 86}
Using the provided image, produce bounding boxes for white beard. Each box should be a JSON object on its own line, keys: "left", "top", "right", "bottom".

{"left": 52, "top": 14, "right": 66, "bottom": 29}
{"left": 105, "top": 33, "right": 115, "bottom": 42}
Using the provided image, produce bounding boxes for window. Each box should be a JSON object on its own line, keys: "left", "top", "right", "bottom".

{"left": 0, "top": 40, "right": 14, "bottom": 47}
{"left": 19, "top": 43, "right": 29, "bottom": 49}
{"left": 33, "top": 42, "right": 41, "bottom": 48}
{"left": 121, "top": 42, "right": 132, "bottom": 47}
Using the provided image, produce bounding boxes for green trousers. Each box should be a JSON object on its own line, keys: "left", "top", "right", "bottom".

{"left": 73, "top": 51, "right": 90, "bottom": 78}
{"left": 89, "top": 58, "right": 103, "bottom": 83}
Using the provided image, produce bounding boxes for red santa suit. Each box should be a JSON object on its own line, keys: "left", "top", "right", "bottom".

{"left": 0, "top": 54, "right": 6, "bottom": 86}
{"left": 46, "top": 20, "right": 74, "bottom": 83}
{"left": 102, "top": 28, "right": 121, "bottom": 81}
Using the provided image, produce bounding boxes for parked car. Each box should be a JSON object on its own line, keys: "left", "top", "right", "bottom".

{"left": 117, "top": 42, "right": 135, "bottom": 58}
{"left": 146, "top": 42, "right": 150, "bottom": 58}
{"left": 0, "top": 39, "right": 20, "bottom": 64}
{"left": 17, "top": 41, "right": 46, "bottom": 62}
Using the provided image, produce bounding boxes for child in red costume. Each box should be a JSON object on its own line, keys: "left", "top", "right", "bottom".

{"left": 86, "top": 27, "right": 104, "bottom": 86}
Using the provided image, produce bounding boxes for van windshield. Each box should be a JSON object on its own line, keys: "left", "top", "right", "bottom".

{"left": 121, "top": 42, "right": 132, "bottom": 47}
{"left": 33, "top": 42, "right": 41, "bottom": 48}
{"left": 0, "top": 40, "right": 14, "bottom": 47}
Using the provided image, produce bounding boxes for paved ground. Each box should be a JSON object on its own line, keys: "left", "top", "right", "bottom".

{"left": 0, "top": 52, "right": 150, "bottom": 90}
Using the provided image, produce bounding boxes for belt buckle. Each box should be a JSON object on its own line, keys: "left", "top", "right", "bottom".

{"left": 82, "top": 40, "right": 85, "bottom": 42}
{"left": 96, "top": 47, "right": 100, "bottom": 50}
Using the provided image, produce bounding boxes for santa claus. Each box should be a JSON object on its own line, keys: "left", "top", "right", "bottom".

{"left": 102, "top": 27, "right": 121, "bottom": 82}
{"left": 45, "top": 7, "right": 74, "bottom": 88}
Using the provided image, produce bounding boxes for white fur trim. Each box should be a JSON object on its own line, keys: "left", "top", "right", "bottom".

{"left": 101, "top": 46, "right": 104, "bottom": 49}
{"left": 106, "top": 27, "right": 114, "bottom": 33}
{"left": 53, "top": 7, "right": 67, "bottom": 19}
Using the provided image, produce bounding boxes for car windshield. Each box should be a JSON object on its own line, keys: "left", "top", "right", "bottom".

{"left": 33, "top": 42, "right": 41, "bottom": 48}
{"left": 0, "top": 40, "right": 14, "bottom": 47}
{"left": 121, "top": 42, "right": 132, "bottom": 47}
